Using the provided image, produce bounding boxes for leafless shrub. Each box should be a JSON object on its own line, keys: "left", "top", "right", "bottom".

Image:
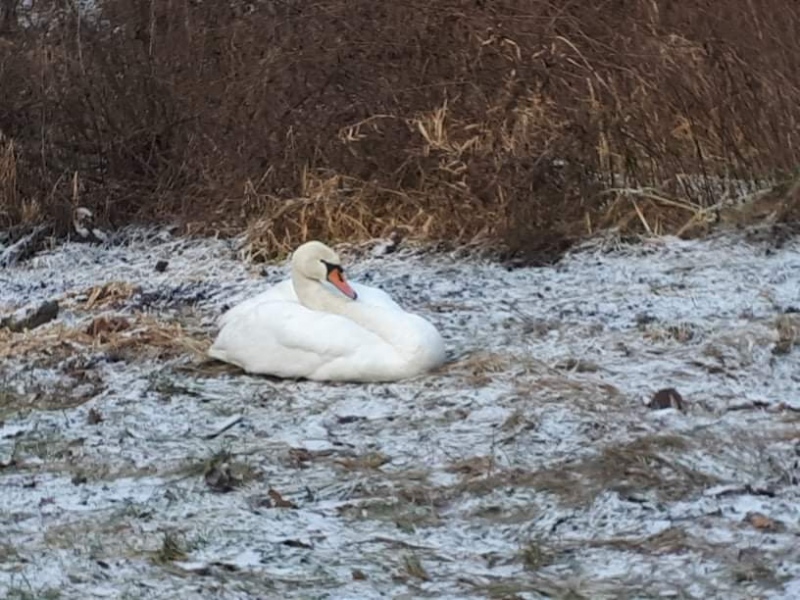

{"left": 1, "top": 1, "right": 798, "bottom": 258}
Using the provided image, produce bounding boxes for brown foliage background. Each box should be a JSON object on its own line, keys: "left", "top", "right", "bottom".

{"left": 1, "top": 0, "right": 799, "bottom": 259}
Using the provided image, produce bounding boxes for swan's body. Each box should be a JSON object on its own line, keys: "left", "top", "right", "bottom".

{"left": 208, "top": 241, "right": 446, "bottom": 382}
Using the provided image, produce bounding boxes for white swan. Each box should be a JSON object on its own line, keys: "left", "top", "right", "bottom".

{"left": 208, "top": 241, "right": 446, "bottom": 382}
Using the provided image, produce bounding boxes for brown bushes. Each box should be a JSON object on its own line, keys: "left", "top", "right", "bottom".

{"left": 1, "top": 0, "right": 799, "bottom": 258}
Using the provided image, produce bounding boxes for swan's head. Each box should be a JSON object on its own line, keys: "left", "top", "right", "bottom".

{"left": 292, "top": 241, "right": 358, "bottom": 300}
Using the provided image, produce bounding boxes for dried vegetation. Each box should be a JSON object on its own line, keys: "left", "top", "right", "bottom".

{"left": 0, "top": 279, "right": 208, "bottom": 366}
{"left": 1, "top": 1, "right": 799, "bottom": 261}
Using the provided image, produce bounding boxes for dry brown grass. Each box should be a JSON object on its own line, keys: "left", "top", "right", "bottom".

{"left": 0, "top": 378, "right": 101, "bottom": 418}
{"left": 335, "top": 451, "right": 391, "bottom": 473}
{"left": 447, "top": 351, "right": 526, "bottom": 386}
{"left": 773, "top": 314, "right": 799, "bottom": 355}
{"left": 242, "top": 168, "right": 498, "bottom": 261}
{"left": 446, "top": 434, "right": 719, "bottom": 507}
{"left": 79, "top": 282, "right": 141, "bottom": 311}
{"left": 1, "top": 1, "right": 799, "bottom": 259}
{"left": 400, "top": 554, "right": 431, "bottom": 582}
{"left": 0, "top": 134, "right": 17, "bottom": 221}
{"left": 535, "top": 435, "right": 719, "bottom": 505}
{"left": 586, "top": 526, "right": 693, "bottom": 556}
{"left": 2, "top": 277, "right": 203, "bottom": 350}
{"left": 0, "top": 313, "right": 208, "bottom": 364}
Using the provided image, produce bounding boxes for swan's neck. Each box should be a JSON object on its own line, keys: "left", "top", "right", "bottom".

{"left": 292, "top": 271, "right": 351, "bottom": 314}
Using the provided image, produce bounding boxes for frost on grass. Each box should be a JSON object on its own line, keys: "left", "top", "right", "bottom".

{"left": 0, "top": 229, "right": 799, "bottom": 599}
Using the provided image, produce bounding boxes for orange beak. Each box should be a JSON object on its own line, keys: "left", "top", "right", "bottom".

{"left": 327, "top": 268, "right": 358, "bottom": 300}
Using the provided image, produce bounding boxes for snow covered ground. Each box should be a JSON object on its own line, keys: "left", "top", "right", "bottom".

{"left": 0, "top": 228, "right": 798, "bottom": 599}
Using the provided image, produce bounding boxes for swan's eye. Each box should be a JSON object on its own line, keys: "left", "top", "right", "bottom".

{"left": 321, "top": 260, "right": 342, "bottom": 276}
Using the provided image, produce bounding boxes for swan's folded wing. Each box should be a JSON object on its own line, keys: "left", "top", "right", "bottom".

{"left": 217, "top": 279, "right": 296, "bottom": 328}
{"left": 351, "top": 282, "right": 403, "bottom": 311}
{"left": 210, "top": 300, "right": 392, "bottom": 380}
{"left": 271, "top": 306, "right": 390, "bottom": 363}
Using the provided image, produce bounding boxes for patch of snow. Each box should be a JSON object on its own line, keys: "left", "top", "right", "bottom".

{"left": 0, "top": 229, "right": 798, "bottom": 599}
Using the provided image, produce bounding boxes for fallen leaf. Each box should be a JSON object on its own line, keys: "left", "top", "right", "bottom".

{"left": 87, "top": 407, "right": 104, "bottom": 425}
{"left": 744, "top": 512, "right": 785, "bottom": 532}
{"left": 268, "top": 488, "right": 297, "bottom": 508}
{"left": 648, "top": 387, "right": 686, "bottom": 411}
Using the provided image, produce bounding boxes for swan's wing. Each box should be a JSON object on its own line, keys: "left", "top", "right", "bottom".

{"left": 217, "top": 279, "right": 296, "bottom": 328}
{"left": 273, "top": 307, "right": 386, "bottom": 361}
{"left": 209, "top": 300, "right": 393, "bottom": 380}
{"left": 351, "top": 282, "right": 403, "bottom": 311}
